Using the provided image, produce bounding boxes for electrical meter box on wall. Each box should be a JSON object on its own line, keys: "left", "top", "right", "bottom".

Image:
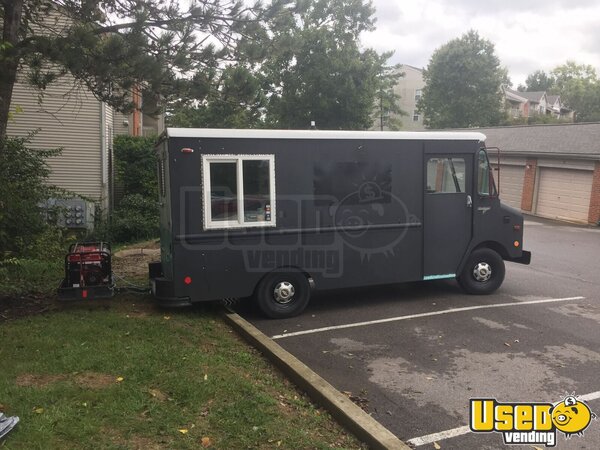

{"left": 44, "top": 198, "right": 95, "bottom": 230}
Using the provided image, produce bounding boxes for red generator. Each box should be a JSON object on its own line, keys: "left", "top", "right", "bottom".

{"left": 58, "top": 242, "right": 114, "bottom": 300}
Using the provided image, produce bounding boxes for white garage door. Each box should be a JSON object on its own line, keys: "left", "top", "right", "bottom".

{"left": 493, "top": 164, "right": 524, "bottom": 209}
{"left": 536, "top": 168, "right": 593, "bottom": 222}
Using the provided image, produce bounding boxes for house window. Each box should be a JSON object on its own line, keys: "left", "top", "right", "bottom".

{"left": 426, "top": 157, "right": 466, "bottom": 193}
{"left": 413, "top": 110, "right": 420, "bottom": 122}
{"left": 415, "top": 89, "right": 422, "bottom": 101}
{"left": 202, "top": 155, "right": 275, "bottom": 229}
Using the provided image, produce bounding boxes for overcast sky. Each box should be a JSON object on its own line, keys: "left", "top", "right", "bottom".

{"left": 362, "top": 0, "right": 600, "bottom": 87}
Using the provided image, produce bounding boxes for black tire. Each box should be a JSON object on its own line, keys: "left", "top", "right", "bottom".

{"left": 255, "top": 270, "right": 311, "bottom": 319}
{"left": 458, "top": 248, "right": 505, "bottom": 295}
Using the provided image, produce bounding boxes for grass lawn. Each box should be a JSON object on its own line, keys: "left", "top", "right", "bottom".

{"left": 0, "top": 243, "right": 364, "bottom": 449}
{"left": 0, "top": 297, "right": 364, "bottom": 449}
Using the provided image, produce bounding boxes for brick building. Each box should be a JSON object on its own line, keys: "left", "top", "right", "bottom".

{"left": 476, "top": 123, "right": 600, "bottom": 224}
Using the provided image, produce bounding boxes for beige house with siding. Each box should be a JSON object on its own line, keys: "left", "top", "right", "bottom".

{"left": 503, "top": 87, "right": 574, "bottom": 121}
{"left": 5, "top": 6, "right": 163, "bottom": 218}
{"left": 7, "top": 75, "right": 163, "bottom": 215}
{"left": 7, "top": 74, "right": 115, "bottom": 212}
{"left": 371, "top": 64, "right": 426, "bottom": 131}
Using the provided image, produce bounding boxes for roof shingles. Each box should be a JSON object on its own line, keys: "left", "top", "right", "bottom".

{"left": 474, "top": 123, "right": 600, "bottom": 158}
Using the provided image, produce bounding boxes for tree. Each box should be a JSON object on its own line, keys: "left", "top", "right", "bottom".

{"left": 167, "top": 65, "right": 266, "bottom": 129}
{"left": 519, "top": 70, "right": 555, "bottom": 92}
{"left": 263, "top": 0, "right": 397, "bottom": 130}
{"left": 551, "top": 62, "right": 600, "bottom": 122}
{"left": 521, "top": 62, "right": 600, "bottom": 122}
{"left": 167, "top": 0, "right": 399, "bottom": 131}
{"left": 374, "top": 65, "right": 405, "bottom": 131}
{"left": 418, "top": 30, "right": 508, "bottom": 129}
{"left": 0, "top": 0, "right": 270, "bottom": 141}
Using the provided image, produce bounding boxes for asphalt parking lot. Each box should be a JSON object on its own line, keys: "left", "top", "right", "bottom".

{"left": 236, "top": 216, "right": 600, "bottom": 449}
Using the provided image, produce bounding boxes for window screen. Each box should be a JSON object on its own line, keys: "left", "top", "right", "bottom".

{"left": 210, "top": 162, "right": 238, "bottom": 221}
{"left": 243, "top": 159, "right": 272, "bottom": 222}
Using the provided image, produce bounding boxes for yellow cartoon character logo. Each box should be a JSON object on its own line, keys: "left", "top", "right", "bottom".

{"left": 551, "top": 395, "right": 596, "bottom": 437}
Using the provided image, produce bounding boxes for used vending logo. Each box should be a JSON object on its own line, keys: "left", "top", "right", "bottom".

{"left": 470, "top": 395, "right": 596, "bottom": 447}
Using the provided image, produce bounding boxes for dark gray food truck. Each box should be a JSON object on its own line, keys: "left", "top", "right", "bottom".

{"left": 149, "top": 129, "right": 531, "bottom": 318}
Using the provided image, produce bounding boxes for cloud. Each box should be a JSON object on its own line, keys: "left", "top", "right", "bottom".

{"left": 363, "top": 0, "right": 600, "bottom": 86}
{"left": 440, "top": 0, "right": 597, "bottom": 13}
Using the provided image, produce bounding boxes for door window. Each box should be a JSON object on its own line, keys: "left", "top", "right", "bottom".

{"left": 477, "top": 150, "right": 497, "bottom": 196}
{"left": 426, "top": 157, "right": 466, "bottom": 193}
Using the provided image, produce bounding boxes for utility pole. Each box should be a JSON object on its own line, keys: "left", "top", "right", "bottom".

{"left": 379, "top": 94, "right": 384, "bottom": 131}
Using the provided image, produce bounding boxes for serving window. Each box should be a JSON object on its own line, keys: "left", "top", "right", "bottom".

{"left": 202, "top": 155, "right": 275, "bottom": 229}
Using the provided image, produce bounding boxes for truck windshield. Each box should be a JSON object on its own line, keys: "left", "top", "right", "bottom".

{"left": 478, "top": 149, "right": 497, "bottom": 196}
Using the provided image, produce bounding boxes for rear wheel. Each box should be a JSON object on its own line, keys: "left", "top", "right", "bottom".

{"left": 255, "top": 271, "right": 311, "bottom": 319}
{"left": 458, "top": 248, "right": 505, "bottom": 294}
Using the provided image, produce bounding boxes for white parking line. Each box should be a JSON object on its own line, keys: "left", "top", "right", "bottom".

{"left": 407, "top": 426, "right": 471, "bottom": 447}
{"left": 271, "top": 296, "right": 585, "bottom": 339}
{"left": 407, "top": 390, "right": 600, "bottom": 447}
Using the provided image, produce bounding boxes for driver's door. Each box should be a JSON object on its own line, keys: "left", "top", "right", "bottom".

{"left": 423, "top": 154, "right": 473, "bottom": 278}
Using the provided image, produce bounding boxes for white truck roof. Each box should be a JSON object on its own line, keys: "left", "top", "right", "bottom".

{"left": 166, "top": 128, "right": 486, "bottom": 142}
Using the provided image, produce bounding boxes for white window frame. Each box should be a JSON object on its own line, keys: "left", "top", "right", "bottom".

{"left": 413, "top": 109, "right": 420, "bottom": 122}
{"left": 202, "top": 154, "right": 276, "bottom": 230}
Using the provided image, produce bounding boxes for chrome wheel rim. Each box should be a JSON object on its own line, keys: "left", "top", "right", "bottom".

{"left": 273, "top": 281, "right": 295, "bottom": 304}
{"left": 473, "top": 262, "right": 492, "bottom": 282}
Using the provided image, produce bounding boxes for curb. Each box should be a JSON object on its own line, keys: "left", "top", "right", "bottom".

{"left": 222, "top": 308, "right": 411, "bottom": 450}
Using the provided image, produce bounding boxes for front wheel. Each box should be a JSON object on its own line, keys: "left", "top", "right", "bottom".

{"left": 255, "top": 271, "right": 311, "bottom": 319}
{"left": 458, "top": 248, "right": 505, "bottom": 295}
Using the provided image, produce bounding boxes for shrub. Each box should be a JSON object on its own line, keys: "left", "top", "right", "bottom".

{"left": 0, "top": 256, "right": 63, "bottom": 296}
{"left": 113, "top": 134, "right": 158, "bottom": 197}
{"left": 0, "top": 138, "right": 72, "bottom": 295}
{"left": 102, "top": 135, "right": 160, "bottom": 243}
{"left": 109, "top": 194, "right": 159, "bottom": 243}
{"left": 0, "top": 136, "right": 61, "bottom": 257}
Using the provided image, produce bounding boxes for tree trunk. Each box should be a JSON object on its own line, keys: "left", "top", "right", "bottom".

{"left": 0, "top": 0, "right": 24, "bottom": 140}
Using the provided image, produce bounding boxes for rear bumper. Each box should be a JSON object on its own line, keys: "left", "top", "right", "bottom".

{"left": 57, "top": 278, "right": 114, "bottom": 301}
{"left": 507, "top": 250, "right": 531, "bottom": 265}
{"left": 149, "top": 262, "right": 192, "bottom": 307}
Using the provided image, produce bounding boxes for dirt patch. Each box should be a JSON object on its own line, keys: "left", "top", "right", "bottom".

{"left": 122, "top": 436, "right": 165, "bottom": 450}
{"left": 0, "top": 295, "right": 58, "bottom": 322}
{"left": 113, "top": 245, "right": 160, "bottom": 279}
{"left": 148, "top": 388, "right": 169, "bottom": 402}
{"left": 15, "top": 372, "right": 117, "bottom": 389}
{"left": 74, "top": 372, "right": 116, "bottom": 389}
{"left": 1, "top": 241, "right": 159, "bottom": 322}
{"left": 16, "top": 373, "right": 68, "bottom": 387}
{"left": 104, "top": 428, "right": 169, "bottom": 450}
